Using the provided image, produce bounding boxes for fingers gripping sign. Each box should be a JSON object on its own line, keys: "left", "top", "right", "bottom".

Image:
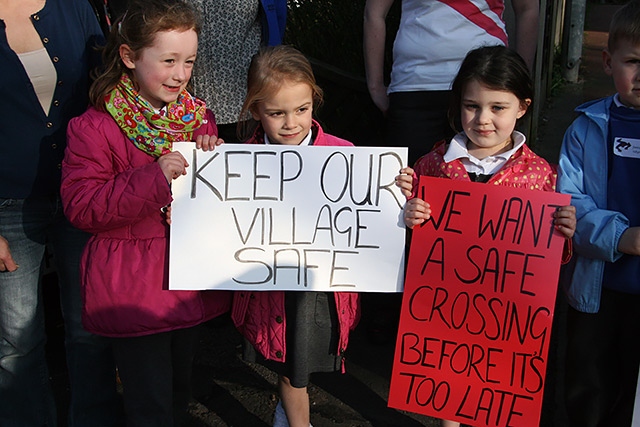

{"left": 158, "top": 151, "right": 189, "bottom": 183}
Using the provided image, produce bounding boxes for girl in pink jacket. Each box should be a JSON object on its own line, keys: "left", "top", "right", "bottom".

{"left": 60, "top": 1, "right": 230, "bottom": 425}
{"left": 231, "top": 45, "right": 360, "bottom": 427}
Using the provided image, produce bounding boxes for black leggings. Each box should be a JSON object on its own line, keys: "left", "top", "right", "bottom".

{"left": 111, "top": 326, "right": 199, "bottom": 427}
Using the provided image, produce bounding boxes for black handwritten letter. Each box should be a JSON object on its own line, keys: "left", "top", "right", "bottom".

{"left": 191, "top": 149, "right": 223, "bottom": 200}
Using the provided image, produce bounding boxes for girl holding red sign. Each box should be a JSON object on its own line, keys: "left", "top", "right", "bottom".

{"left": 395, "top": 45, "right": 576, "bottom": 427}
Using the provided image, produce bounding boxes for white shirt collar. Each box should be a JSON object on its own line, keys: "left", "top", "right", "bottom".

{"left": 264, "top": 131, "right": 312, "bottom": 146}
{"left": 613, "top": 93, "right": 625, "bottom": 108}
{"left": 443, "top": 131, "right": 527, "bottom": 175}
{"left": 612, "top": 93, "right": 640, "bottom": 110}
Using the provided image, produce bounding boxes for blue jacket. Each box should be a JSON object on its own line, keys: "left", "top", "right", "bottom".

{"left": 0, "top": 0, "right": 103, "bottom": 198}
{"left": 558, "top": 96, "right": 630, "bottom": 313}
{"left": 260, "top": 0, "right": 287, "bottom": 46}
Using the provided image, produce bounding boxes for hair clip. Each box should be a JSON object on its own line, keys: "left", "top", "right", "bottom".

{"left": 118, "top": 10, "right": 128, "bottom": 35}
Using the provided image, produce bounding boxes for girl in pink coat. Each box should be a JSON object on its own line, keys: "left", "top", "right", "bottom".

{"left": 60, "top": 1, "right": 230, "bottom": 425}
{"left": 231, "top": 45, "right": 360, "bottom": 427}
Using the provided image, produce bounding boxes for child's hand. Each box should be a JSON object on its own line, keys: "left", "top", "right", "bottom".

{"left": 554, "top": 205, "right": 576, "bottom": 239}
{"left": 163, "top": 205, "right": 172, "bottom": 225}
{"left": 196, "top": 134, "right": 224, "bottom": 151}
{"left": 395, "top": 167, "right": 415, "bottom": 198}
{"left": 404, "top": 197, "right": 431, "bottom": 229}
{"left": 158, "top": 151, "right": 189, "bottom": 183}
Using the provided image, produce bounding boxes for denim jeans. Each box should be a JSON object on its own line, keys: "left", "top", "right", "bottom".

{"left": 0, "top": 195, "right": 122, "bottom": 426}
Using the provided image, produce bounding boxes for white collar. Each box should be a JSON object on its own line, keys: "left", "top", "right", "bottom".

{"left": 264, "top": 131, "right": 312, "bottom": 146}
{"left": 613, "top": 93, "right": 625, "bottom": 108}
{"left": 612, "top": 93, "right": 640, "bottom": 110}
{"left": 443, "top": 130, "right": 527, "bottom": 163}
{"left": 443, "top": 131, "right": 527, "bottom": 175}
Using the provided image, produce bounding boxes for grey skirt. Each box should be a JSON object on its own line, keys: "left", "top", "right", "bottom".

{"left": 251, "top": 291, "right": 342, "bottom": 388}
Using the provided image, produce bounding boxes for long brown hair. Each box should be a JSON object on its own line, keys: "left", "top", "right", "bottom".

{"left": 88, "top": 0, "right": 200, "bottom": 110}
{"left": 238, "top": 45, "right": 324, "bottom": 140}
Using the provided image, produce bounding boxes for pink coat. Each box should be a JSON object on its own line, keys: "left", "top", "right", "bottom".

{"left": 61, "top": 107, "right": 231, "bottom": 337}
{"left": 231, "top": 121, "right": 361, "bottom": 367}
{"left": 413, "top": 139, "right": 557, "bottom": 191}
{"left": 412, "top": 139, "right": 572, "bottom": 263}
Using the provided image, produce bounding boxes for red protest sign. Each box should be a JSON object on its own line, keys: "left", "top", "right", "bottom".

{"left": 388, "top": 176, "right": 570, "bottom": 427}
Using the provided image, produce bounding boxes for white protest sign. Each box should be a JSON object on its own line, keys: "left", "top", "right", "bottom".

{"left": 169, "top": 142, "right": 407, "bottom": 292}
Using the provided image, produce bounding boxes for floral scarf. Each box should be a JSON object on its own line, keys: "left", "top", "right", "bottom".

{"left": 105, "top": 73, "right": 206, "bottom": 157}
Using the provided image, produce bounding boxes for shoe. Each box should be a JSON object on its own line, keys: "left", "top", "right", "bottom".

{"left": 272, "top": 401, "right": 313, "bottom": 427}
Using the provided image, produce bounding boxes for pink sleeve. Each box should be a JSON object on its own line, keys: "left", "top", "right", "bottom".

{"left": 193, "top": 109, "right": 219, "bottom": 138}
{"left": 61, "top": 113, "right": 172, "bottom": 234}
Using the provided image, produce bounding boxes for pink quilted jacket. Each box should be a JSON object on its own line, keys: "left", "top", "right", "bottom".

{"left": 412, "top": 139, "right": 572, "bottom": 263}
{"left": 61, "top": 107, "right": 230, "bottom": 337}
{"left": 413, "top": 139, "right": 557, "bottom": 191}
{"left": 231, "top": 121, "right": 361, "bottom": 368}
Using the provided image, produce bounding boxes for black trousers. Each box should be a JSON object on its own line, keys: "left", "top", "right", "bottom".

{"left": 386, "top": 90, "right": 454, "bottom": 167}
{"left": 111, "top": 326, "right": 199, "bottom": 427}
{"left": 564, "top": 289, "right": 640, "bottom": 427}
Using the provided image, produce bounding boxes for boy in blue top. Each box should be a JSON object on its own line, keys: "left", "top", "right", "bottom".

{"left": 558, "top": 1, "right": 640, "bottom": 425}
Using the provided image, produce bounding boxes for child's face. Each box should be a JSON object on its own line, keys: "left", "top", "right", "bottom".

{"left": 252, "top": 81, "right": 313, "bottom": 145}
{"left": 120, "top": 29, "right": 198, "bottom": 109}
{"left": 460, "top": 80, "right": 529, "bottom": 159}
{"left": 604, "top": 38, "right": 640, "bottom": 109}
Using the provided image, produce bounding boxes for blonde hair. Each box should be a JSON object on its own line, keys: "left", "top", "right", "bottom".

{"left": 238, "top": 45, "right": 323, "bottom": 140}
{"left": 89, "top": 0, "right": 200, "bottom": 110}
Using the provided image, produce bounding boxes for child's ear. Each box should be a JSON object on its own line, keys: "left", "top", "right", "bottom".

{"left": 250, "top": 108, "right": 261, "bottom": 121}
{"left": 120, "top": 44, "right": 136, "bottom": 70}
{"left": 603, "top": 49, "right": 613, "bottom": 76}
{"left": 517, "top": 98, "right": 532, "bottom": 119}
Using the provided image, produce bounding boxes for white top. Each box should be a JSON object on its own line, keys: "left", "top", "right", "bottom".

{"left": 443, "top": 130, "right": 526, "bottom": 175}
{"left": 17, "top": 48, "right": 57, "bottom": 115}
{"left": 264, "top": 131, "right": 312, "bottom": 146}
{"left": 389, "top": 0, "right": 508, "bottom": 93}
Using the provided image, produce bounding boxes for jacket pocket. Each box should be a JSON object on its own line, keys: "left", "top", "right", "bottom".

{"left": 231, "top": 291, "right": 252, "bottom": 328}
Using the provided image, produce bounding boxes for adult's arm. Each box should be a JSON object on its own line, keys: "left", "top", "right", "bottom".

{"left": 511, "top": 0, "right": 540, "bottom": 70}
{"left": 618, "top": 227, "right": 640, "bottom": 256}
{"left": 363, "top": 0, "right": 395, "bottom": 113}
